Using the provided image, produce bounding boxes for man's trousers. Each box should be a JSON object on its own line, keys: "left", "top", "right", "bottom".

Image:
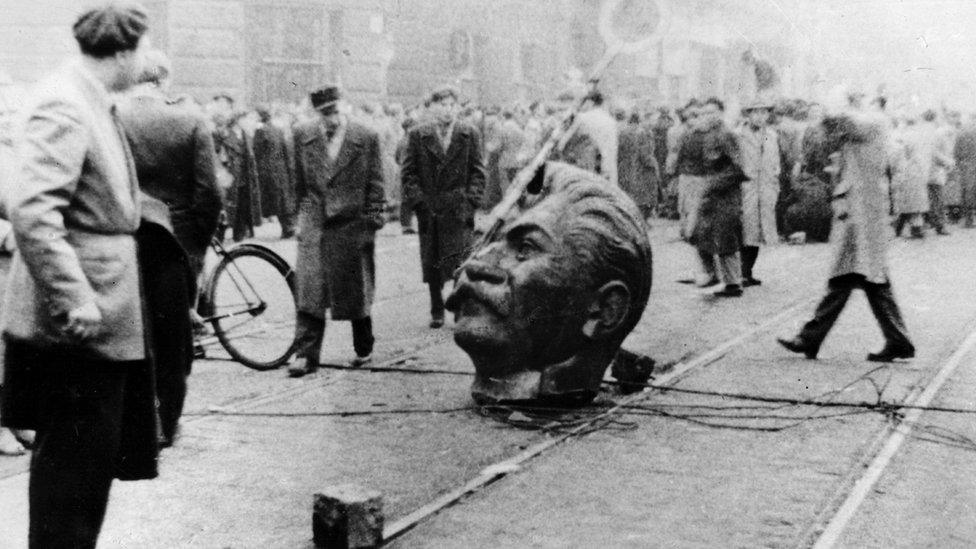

{"left": 798, "top": 273, "right": 913, "bottom": 354}
{"left": 294, "top": 312, "right": 375, "bottom": 363}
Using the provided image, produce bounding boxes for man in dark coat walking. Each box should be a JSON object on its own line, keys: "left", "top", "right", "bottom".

{"left": 117, "top": 49, "right": 222, "bottom": 446}
{"left": 401, "top": 85, "right": 486, "bottom": 328}
{"left": 287, "top": 85, "right": 386, "bottom": 377}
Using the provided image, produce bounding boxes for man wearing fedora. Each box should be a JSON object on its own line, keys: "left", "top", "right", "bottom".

{"left": 287, "top": 85, "right": 386, "bottom": 377}
{"left": 737, "top": 100, "right": 781, "bottom": 286}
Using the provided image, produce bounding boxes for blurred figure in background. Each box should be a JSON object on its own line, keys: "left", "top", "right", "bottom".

{"left": 737, "top": 100, "right": 781, "bottom": 286}
{"left": 617, "top": 109, "right": 660, "bottom": 220}
{"left": 253, "top": 104, "right": 297, "bottom": 238}
{"left": 211, "top": 93, "right": 262, "bottom": 241}
{"left": 954, "top": 113, "right": 976, "bottom": 228}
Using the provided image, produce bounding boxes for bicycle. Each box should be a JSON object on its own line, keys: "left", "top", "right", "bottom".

{"left": 195, "top": 236, "right": 298, "bottom": 370}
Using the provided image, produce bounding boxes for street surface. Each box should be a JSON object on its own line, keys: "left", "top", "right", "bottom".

{"left": 2, "top": 218, "right": 976, "bottom": 548}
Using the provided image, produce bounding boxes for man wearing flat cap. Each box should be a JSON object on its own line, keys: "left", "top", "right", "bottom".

{"left": 287, "top": 85, "right": 386, "bottom": 377}
{"left": 0, "top": 3, "right": 155, "bottom": 546}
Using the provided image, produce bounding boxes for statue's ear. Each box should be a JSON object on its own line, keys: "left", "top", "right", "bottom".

{"left": 581, "top": 281, "right": 631, "bottom": 339}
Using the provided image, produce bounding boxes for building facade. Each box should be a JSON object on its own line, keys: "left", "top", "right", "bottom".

{"left": 1, "top": 0, "right": 813, "bottom": 109}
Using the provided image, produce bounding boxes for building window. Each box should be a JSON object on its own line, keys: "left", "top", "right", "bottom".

{"left": 246, "top": 4, "right": 327, "bottom": 105}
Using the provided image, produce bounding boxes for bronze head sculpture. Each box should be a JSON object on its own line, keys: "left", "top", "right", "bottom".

{"left": 446, "top": 162, "right": 653, "bottom": 406}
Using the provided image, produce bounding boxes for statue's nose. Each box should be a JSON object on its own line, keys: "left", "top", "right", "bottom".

{"left": 461, "top": 259, "right": 507, "bottom": 285}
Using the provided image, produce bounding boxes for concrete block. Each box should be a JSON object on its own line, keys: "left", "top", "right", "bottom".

{"left": 312, "top": 484, "right": 383, "bottom": 549}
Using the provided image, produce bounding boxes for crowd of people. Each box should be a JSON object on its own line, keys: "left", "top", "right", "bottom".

{"left": 0, "top": 3, "right": 973, "bottom": 547}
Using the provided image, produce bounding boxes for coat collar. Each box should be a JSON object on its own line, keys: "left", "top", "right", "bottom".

{"left": 422, "top": 123, "right": 466, "bottom": 163}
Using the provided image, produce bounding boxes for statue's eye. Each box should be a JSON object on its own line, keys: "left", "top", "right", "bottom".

{"left": 514, "top": 238, "right": 540, "bottom": 261}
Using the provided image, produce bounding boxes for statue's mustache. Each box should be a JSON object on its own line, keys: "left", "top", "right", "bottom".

{"left": 445, "top": 280, "right": 511, "bottom": 318}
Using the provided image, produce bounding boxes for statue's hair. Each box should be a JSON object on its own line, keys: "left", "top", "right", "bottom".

{"left": 540, "top": 162, "right": 653, "bottom": 343}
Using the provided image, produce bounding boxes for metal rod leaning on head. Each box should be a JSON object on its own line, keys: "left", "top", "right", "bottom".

{"left": 472, "top": 42, "right": 626, "bottom": 252}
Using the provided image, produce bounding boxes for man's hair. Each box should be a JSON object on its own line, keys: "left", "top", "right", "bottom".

{"left": 428, "top": 85, "right": 460, "bottom": 105}
{"left": 539, "top": 162, "right": 653, "bottom": 344}
{"left": 136, "top": 49, "right": 170, "bottom": 85}
{"left": 73, "top": 2, "right": 149, "bottom": 58}
{"left": 702, "top": 96, "right": 725, "bottom": 112}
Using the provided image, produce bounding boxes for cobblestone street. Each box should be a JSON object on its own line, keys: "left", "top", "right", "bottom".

{"left": 3, "top": 219, "right": 976, "bottom": 548}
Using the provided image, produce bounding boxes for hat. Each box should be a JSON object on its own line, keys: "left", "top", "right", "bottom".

{"left": 310, "top": 85, "right": 341, "bottom": 113}
{"left": 742, "top": 100, "right": 774, "bottom": 112}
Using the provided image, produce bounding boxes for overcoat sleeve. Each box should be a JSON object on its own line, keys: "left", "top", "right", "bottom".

{"left": 11, "top": 99, "right": 97, "bottom": 317}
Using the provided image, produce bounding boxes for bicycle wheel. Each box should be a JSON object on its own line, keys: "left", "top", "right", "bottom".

{"left": 202, "top": 244, "right": 297, "bottom": 370}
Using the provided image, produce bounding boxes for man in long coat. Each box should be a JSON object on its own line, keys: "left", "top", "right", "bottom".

{"left": 287, "top": 85, "right": 386, "bottom": 377}
{"left": 0, "top": 6, "right": 158, "bottom": 546}
{"left": 779, "top": 109, "right": 915, "bottom": 362}
{"left": 401, "top": 85, "right": 486, "bottom": 328}
{"left": 737, "top": 101, "right": 781, "bottom": 286}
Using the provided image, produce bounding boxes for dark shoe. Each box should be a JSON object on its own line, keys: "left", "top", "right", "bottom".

{"left": 429, "top": 316, "right": 445, "bottom": 329}
{"left": 866, "top": 345, "right": 915, "bottom": 362}
{"left": 193, "top": 343, "right": 207, "bottom": 359}
{"left": 695, "top": 277, "right": 721, "bottom": 288}
{"left": 350, "top": 355, "right": 372, "bottom": 367}
{"left": 777, "top": 336, "right": 818, "bottom": 359}
{"left": 742, "top": 277, "right": 762, "bottom": 287}
{"left": 13, "top": 429, "right": 35, "bottom": 449}
{"left": 287, "top": 357, "right": 318, "bottom": 377}
{"left": 713, "top": 284, "right": 743, "bottom": 297}
{"left": 0, "top": 429, "right": 26, "bottom": 456}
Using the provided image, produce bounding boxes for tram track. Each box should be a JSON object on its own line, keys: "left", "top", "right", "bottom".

{"left": 800, "top": 319, "right": 976, "bottom": 548}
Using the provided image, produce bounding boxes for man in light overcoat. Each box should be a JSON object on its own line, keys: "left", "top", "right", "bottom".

{"left": 287, "top": 85, "right": 386, "bottom": 377}
{"left": 737, "top": 101, "right": 781, "bottom": 286}
{"left": 779, "top": 107, "right": 915, "bottom": 362}
{"left": 0, "top": 5, "right": 157, "bottom": 547}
